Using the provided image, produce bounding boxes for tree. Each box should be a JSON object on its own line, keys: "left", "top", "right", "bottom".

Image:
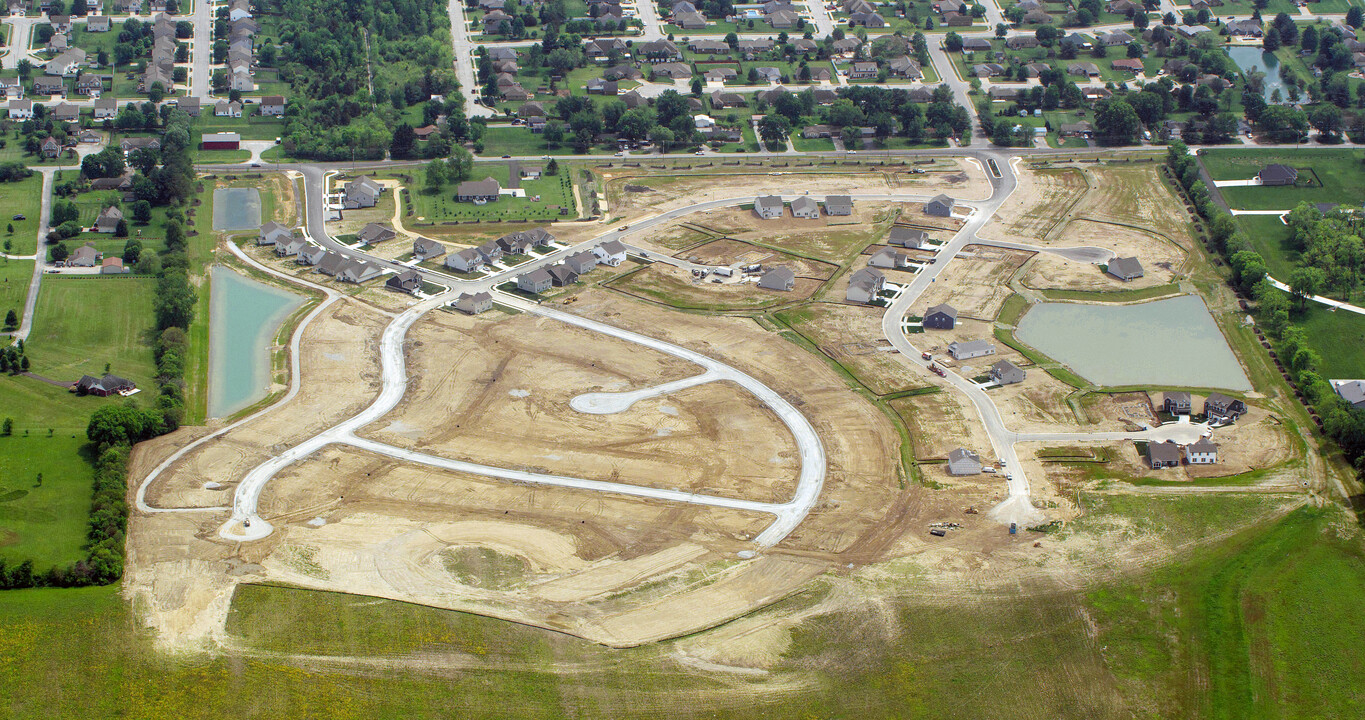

{"left": 758, "top": 114, "right": 791, "bottom": 149}
{"left": 1262, "top": 26, "right": 1281, "bottom": 52}
{"left": 690, "top": 77, "right": 702, "bottom": 96}
{"left": 1035, "top": 25, "right": 1059, "bottom": 46}
{"left": 1094, "top": 99, "right": 1141, "bottom": 144}
{"left": 49, "top": 242, "right": 68, "bottom": 263}
{"left": 1, "top": 418, "right": 10, "bottom": 436}
{"left": 114, "top": 219, "right": 127, "bottom": 237}
{"left": 944, "top": 32, "right": 963, "bottom": 52}
{"left": 1347, "top": 5, "right": 1363, "bottom": 28}
{"left": 647, "top": 126, "right": 674, "bottom": 151}
{"left": 1289, "top": 266, "right": 1327, "bottom": 309}
{"left": 390, "top": 123, "right": 416, "bottom": 159}
{"left": 3, "top": 309, "right": 15, "bottom": 329}
{"left": 1127, "top": 42, "right": 1144, "bottom": 58}
{"left": 50, "top": 199, "right": 80, "bottom": 226}
{"left": 995, "top": 23, "right": 1008, "bottom": 38}
{"left": 424, "top": 159, "right": 446, "bottom": 193}
{"left": 1133, "top": 11, "right": 1148, "bottom": 29}
{"left": 1301, "top": 25, "right": 1319, "bottom": 53}
{"left": 131, "top": 200, "right": 152, "bottom": 224}
{"left": 1310, "top": 104, "right": 1342, "bottom": 138}
{"left": 545, "top": 158, "right": 559, "bottom": 176}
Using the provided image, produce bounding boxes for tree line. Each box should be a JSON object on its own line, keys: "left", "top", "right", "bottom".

{"left": 1166, "top": 141, "right": 1365, "bottom": 478}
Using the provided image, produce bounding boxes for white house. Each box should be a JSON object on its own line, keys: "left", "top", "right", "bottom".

{"left": 754, "top": 195, "right": 784, "bottom": 219}
{"left": 1184, "top": 437, "right": 1218, "bottom": 464}
{"left": 592, "top": 240, "right": 627, "bottom": 267}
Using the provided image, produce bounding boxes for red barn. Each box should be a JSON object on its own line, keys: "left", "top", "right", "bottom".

{"left": 201, "top": 131, "right": 241, "bottom": 150}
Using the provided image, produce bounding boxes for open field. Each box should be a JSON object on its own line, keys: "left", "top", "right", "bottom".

{"left": 977, "top": 165, "right": 1088, "bottom": 244}
{"left": 0, "top": 175, "right": 43, "bottom": 256}
{"left": 23, "top": 277, "right": 158, "bottom": 390}
{"left": 1019, "top": 221, "right": 1186, "bottom": 292}
{"left": 1288, "top": 303, "right": 1365, "bottom": 379}
{"left": 0, "top": 259, "right": 32, "bottom": 325}
{"left": 1233, "top": 213, "right": 1296, "bottom": 281}
{"left": 775, "top": 302, "right": 926, "bottom": 396}
{"left": 0, "top": 435, "right": 94, "bottom": 569}
{"left": 607, "top": 239, "right": 836, "bottom": 311}
{"left": 1201, "top": 148, "right": 1365, "bottom": 209}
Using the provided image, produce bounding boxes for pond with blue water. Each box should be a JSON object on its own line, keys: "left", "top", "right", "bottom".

{"left": 208, "top": 265, "right": 305, "bottom": 418}
{"left": 1014, "top": 295, "right": 1251, "bottom": 391}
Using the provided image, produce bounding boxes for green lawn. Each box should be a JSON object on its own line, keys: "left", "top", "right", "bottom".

{"left": 0, "top": 174, "right": 46, "bottom": 256}
{"left": 1233, "top": 213, "right": 1296, "bottom": 280}
{"left": 22, "top": 276, "right": 158, "bottom": 390}
{"left": 1289, "top": 302, "right": 1365, "bottom": 379}
{"left": 400, "top": 164, "right": 577, "bottom": 222}
{"left": 0, "top": 434, "right": 95, "bottom": 570}
{"left": 1202, "top": 148, "right": 1365, "bottom": 209}
{"left": 192, "top": 116, "right": 285, "bottom": 142}
{"left": 478, "top": 125, "right": 602, "bottom": 157}
{"left": 191, "top": 147, "right": 252, "bottom": 164}
{"left": 0, "top": 259, "right": 32, "bottom": 325}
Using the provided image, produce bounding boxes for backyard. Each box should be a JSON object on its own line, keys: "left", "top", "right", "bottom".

{"left": 1202, "top": 148, "right": 1365, "bottom": 209}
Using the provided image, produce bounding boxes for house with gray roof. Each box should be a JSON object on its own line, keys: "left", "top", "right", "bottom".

{"left": 344, "top": 176, "right": 382, "bottom": 208}
{"left": 1106, "top": 256, "right": 1144, "bottom": 282}
{"left": 924, "top": 303, "right": 957, "bottom": 329}
{"left": 337, "top": 260, "right": 382, "bottom": 284}
{"left": 949, "top": 340, "right": 995, "bottom": 361}
{"left": 947, "top": 448, "right": 982, "bottom": 476}
{"left": 386, "top": 270, "right": 422, "bottom": 294}
{"left": 990, "top": 359, "right": 1026, "bottom": 385}
{"left": 869, "top": 248, "right": 911, "bottom": 270}
{"left": 1204, "top": 393, "right": 1246, "bottom": 420}
{"left": 593, "top": 240, "right": 627, "bottom": 266}
{"left": 258, "top": 221, "right": 291, "bottom": 246}
{"left": 758, "top": 267, "right": 795, "bottom": 291}
{"left": 824, "top": 195, "right": 853, "bottom": 216}
{"left": 1185, "top": 437, "right": 1218, "bottom": 464}
{"left": 275, "top": 236, "right": 308, "bottom": 257}
{"left": 456, "top": 177, "right": 501, "bottom": 203}
{"left": 888, "top": 226, "right": 928, "bottom": 249}
{"left": 298, "top": 245, "right": 327, "bottom": 266}
{"left": 412, "top": 236, "right": 445, "bottom": 261}
{"left": 925, "top": 194, "right": 954, "bottom": 217}
{"left": 791, "top": 196, "right": 819, "bottom": 219}
{"left": 1147, "top": 440, "right": 1182, "bottom": 469}
{"left": 475, "top": 240, "right": 503, "bottom": 264}
{"left": 754, "top": 195, "right": 784, "bottom": 219}
{"left": 546, "top": 264, "right": 578, "bottom": 286}
{"left": 518, "top": 268, "right": 553, "bottom": 294}
{"left": 1258, "top": 164, "right": 1298, "bottom": 186}
{"left": 1336, "top": 380, "right": 1365, "bottom": 409}
{"left": 454, "top": 291, "right": 494, "bottom": 315}
{"left": 356, "top": 222, "right": 397, "bottom": 245}
{"left": 845, "top": 267, "right": 885, "bottom": 304}
{"left": 95, "top": 205, "right": 123, "bottom": 233}
{"left": 315, "top": 251, "right": 349, "bottom": 276}
{"left": 445, "top": 247, "right": 483, "bottom": 273}
{"left": 1163, "top": 391, "right": 1192, "bottom": 415}
{"left": 565, "top": 251, "right": 598, "bottom": 275}
{"left": 68, "top": 243, "right": 101, "bottom": 267}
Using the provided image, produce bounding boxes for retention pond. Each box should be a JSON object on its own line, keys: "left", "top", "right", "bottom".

{"left": 213, "top": 188, "right": 262, "bottom": 231}
{"left": 208, "top": 265, "right": 304, "bottom": 418}
{"left": 1014, "top": 295, "right": 1251, "bottom": 391}
{"left": 1225, "top": 45, "right": 1289, "bottom": 104}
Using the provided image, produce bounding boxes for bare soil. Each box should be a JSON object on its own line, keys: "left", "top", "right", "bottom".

{"left": 909, "top": 245, "right": 1032, "bottom": 321}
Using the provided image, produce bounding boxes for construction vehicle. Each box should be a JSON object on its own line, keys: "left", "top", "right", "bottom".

{"left": 562, "top": 296, "right": 578, "bottom": 305}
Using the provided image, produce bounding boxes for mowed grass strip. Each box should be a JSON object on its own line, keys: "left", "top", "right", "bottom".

{"left": 0, "top": 174, "right": 45, "bottom": 256}
{"left": 0, "top": 259, "right": 32, "bottom": 325}
{"left": 0, "top": 435, "right": 95, "bottom": 569}
{"left": 1201, "top": 148, "right": 1365, "bottom": 209}
{"left": 22, "top": 276, "right": 158, "bottom": 390}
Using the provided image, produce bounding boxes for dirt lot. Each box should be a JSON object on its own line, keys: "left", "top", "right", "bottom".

{"left": 778, "top": 301, "right": 929, "bottom": 396}
{"left": 673, "top": 203, "right": 894, "bottom": 264}
{"left": 1071, "top": 164, "right": 1195, "bottom": 248}
{"left": 606, "top": 239, "right": 837, "bottom": 311}
{"left": 601, "top": 159, "right": 992, "bottom": 220}
{"left": 977, "top": 165, "right": 1088, "bottom": 244}
{"left": 1018, "top": 220, "right": 1186, "bottom": 292}
{"left": 909, "top": 245, "right": 1033, "bottom": 321}
{"left": 892, "top": 390, "right": 994, "bottom": 464}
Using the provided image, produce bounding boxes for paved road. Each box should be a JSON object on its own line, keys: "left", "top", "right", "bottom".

{"left": 10, "top": 168, "right": 57, "bottom": 343}
{"left": 188, "top": 0, "right": 215, "bottom": 99}
{"left": 447, "top": 0, "right": 497, "bottom": 118}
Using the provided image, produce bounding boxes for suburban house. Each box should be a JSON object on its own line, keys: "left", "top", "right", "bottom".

{"left": 888, "top": 226, "right": 927, "bottom": 249}
{"left": 1106, "top": 256, "right": 1144, "bottom": 281}
{"left": 95, "top": 205, "right": 123, "bottom": 233}
{"left": 924, "top": 303, "right": 957, "bottom": 329}
{"left": 593, "top": 240, "right": 627, "bottom": 266}
{"left": 456, "top": 177, "right": 501, "bottom": 203}
{"left": 215, "top": 100, "right": 243, "bottom": 117}
{"left": 356, "top": 222, "right": 397, "bottom": 245}
{"left": 791, "top": 196, "right": 819, "bottom": 219}
{"left": 754, "top": 195, "right": 784, "bottom": 219}
{"left": 412, "top": 237, "right": 445, "bottom": 261}
{"left": 845, "top": 267, "right": 885, "bottom": 304}
{"left": 518, "top": 268, "right": 553, "bottom": 294}
{"left": 101, "top": 256, "right": 126, "bottom": 274}
{"left": 75, "top": 373, "right": 135, "bottom": 396}
{"left": 1059, "top": 121, "right": 1094, "bottom": 138}
{"left": 177, "top": 96, "right": 201, "bottom": 116}
{"left": 948, "top": 340, "right": 996, "bottom": 361}
{"left": 547, "top": 264, "right": 578, "bottom": 286}
{"left": 68, "top": 244, "right": 101, "bottom": 267}
{"left": 445, "top": 248, "right": 483, "bottom": 273}
{"left": 475, "top": 240, "right": 503, "bottom": 264}
{"left": 343, "top": 176, "right": 383, "bottom": 208}
{"left": 1163, "top": 391, "right": 1192, "bottom": 415}
{"left": 925, "top": 194, "right": 954, "bottom": 217}
{"left": 990, "top": 359, "right": 1026, "bottom": 385}
{"left": 297, "top": 245, "right": 327, "bottom": 266}
{"left": 849, "top": 61, "right": 878, "bottom": 79}
{"left": 258, "top": 221, "right": 292, "bottom": 246}
{"left": 1147, "top": 440, "right": 1182, "bottom": 469}
{"left": 337, "top": 260, "right": 382, "bottom": 284}
{"left": 315, "top": 251, "right": 349, "bottom": 276}
{"left": 1112, "top": 58, "right": 1145, "bottom": 74}
{"left": 41, "top": 136, "right": 61, "bottom": 158}
{"left": 868, "top": 248, "right": 911, "bottom": 269}
{"left": 386, "top": 270, "right": 422, "bottom": 294}
{"left": 887, "top": 56, "right": 923, "bottom": 79}
{"left": 8, "top": 99, "right": 32, "bottom": 119}
{"left": 947, "top": 448, "right": 982, "bottom": 476}
{"left": 453, "top": 291, "right": 493, "bottom": 315}
{"left": 565, "top": 251, "right": 598, "bottom": 275}
{"left": 825, "top": 196, "right": 853, "bottom": 215}
{"left": 1185, "top": 437, "right": 1218, "bottom": 464}
{"left": 1335, "top": 380, "right": 1365, "bottom": 409}
{"left": 1204, "top": 393, "right": 1247, "bottom": 420}
{"left": 275, "top": 236, "right": 308, "bottom": 257}
{"left": 259, "top": 95, "right": 286, "bottom": 116}
{"left": 758, "top": 267, "right": 795, "bottom": 291}
{"left": 1258, "top": 164, "right": 1298, "bottom": 186}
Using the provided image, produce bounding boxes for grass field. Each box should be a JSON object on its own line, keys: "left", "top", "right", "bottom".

{"left": 0, "top": 435, "right": 94, "bottom": 569}
{"left": 402, "top": 164, "right": 577, "bottom": 222}
{"left": 1037, "top": 283, "right": 1183, "bottom": 303}
{"left": 1201, "top": 148, "right": 1365, "bottom": 209}
{"left": 1233, "top": 213, "right": 1296, "bottom": 280}
{"left": 1287, "top": 302, "right": 1365, "bottom": 379}
{"left": 0, "top": 174, "right": 45, "bottom": 256}
{"left": 22, "top": 276, "right": 158, "bottom": 390}
{"left": 1, "top": 500, "right": 1363, "bottom": 716}
{"left": 0, "top": 259, "right": 32, "bottom": 326}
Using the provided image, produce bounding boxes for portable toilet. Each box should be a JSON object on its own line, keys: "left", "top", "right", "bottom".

{"left": 1009, "top": 522, "right": 1017, "bottom": 535}
{"left": 1033, "top": 109, "right": 1042, "bottom": 117}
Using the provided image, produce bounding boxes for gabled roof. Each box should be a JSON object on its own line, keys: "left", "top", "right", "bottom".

{"left": 926, "top": 303, "right": 956, "bottom": 319}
